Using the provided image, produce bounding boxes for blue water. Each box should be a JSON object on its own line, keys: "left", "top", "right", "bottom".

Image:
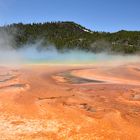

{"left": 19, "top": 47, "right": 128, "bottom": 64}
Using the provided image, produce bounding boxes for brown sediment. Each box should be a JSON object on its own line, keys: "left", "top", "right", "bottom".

{"left": 70, "top": 64, "right": 140, "bottom": 85}
{"left": 0, "top": 64, "right": 140, "bottom": 139}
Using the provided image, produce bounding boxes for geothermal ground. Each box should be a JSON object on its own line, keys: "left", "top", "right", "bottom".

{"left": 0, "top": 63, "right": 140, "bottom": 140}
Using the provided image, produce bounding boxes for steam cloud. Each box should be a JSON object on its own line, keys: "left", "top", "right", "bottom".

{"left": 0, "top": 30, "right": 139, "bottom": 67}
{"left": 0, "top": 30, "right": 22, "bottom": 66}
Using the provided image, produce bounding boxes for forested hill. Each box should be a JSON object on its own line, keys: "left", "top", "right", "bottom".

{"left": 0, "top": 21, "right": 140, "bottom": 54}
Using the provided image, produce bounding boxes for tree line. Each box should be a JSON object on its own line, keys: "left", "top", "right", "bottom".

{"left": 0, "top": 21, "right": 140, "bottom": 54}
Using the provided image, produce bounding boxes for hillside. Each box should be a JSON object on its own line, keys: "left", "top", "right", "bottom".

{"left": 0, "top": 21, "right": 140, "bottom": 54}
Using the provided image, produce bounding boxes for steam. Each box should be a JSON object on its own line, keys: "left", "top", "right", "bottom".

{"left": 0, "top": 30, "right": 22, "bottom": 66}
{"left": 18, "top": 43, "right": 140, "bottom": 66}
{"left": 0, "top": 30, "right": 139, "bottom": 67}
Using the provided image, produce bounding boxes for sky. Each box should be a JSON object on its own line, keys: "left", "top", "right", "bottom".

{"left": 0, "top": 0, "right": 140, "bottom": 32}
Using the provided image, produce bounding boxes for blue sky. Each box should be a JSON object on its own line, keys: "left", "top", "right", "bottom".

{"left": 0, "top": 0, "right": 140, "bottom": 32}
